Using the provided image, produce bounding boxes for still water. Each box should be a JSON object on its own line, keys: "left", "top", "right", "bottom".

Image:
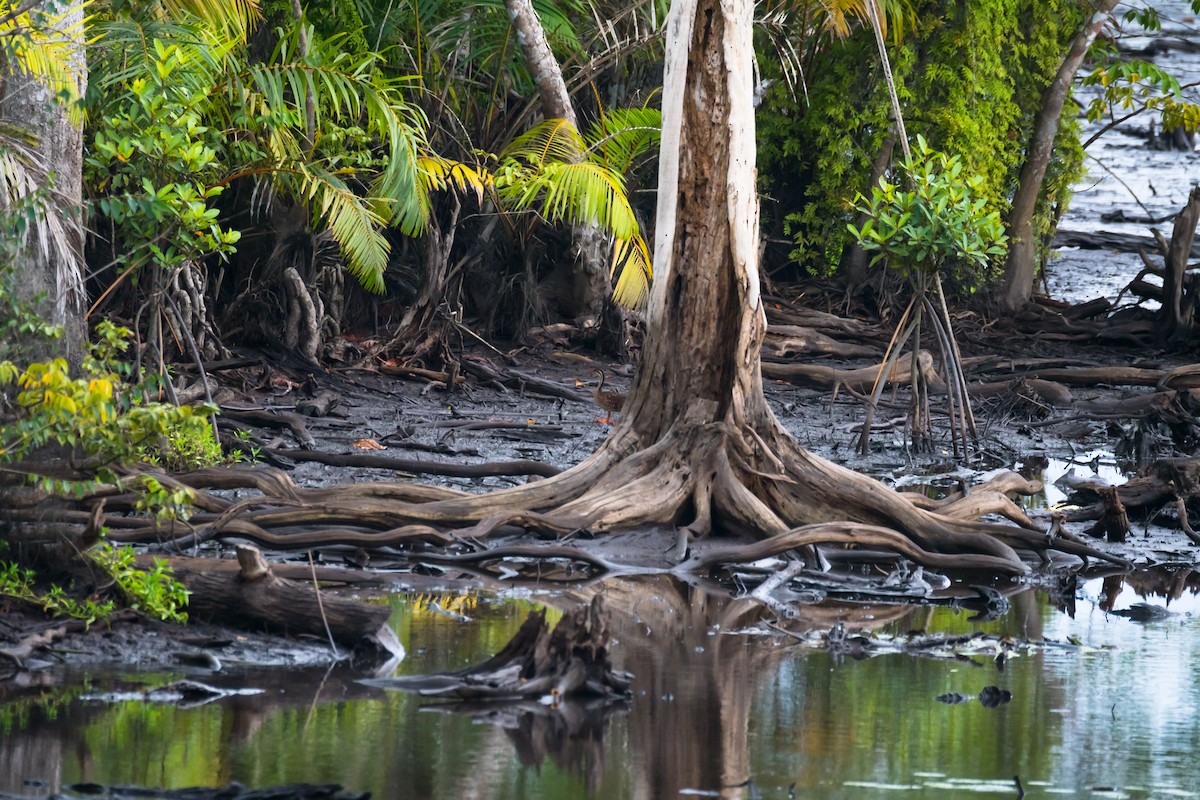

{"left": 2, "top": 572, "right": 1198, "bottom": 799}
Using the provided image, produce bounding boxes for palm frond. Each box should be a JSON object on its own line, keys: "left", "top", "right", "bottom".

{"left": 294, "top": 164, "right": 390, "bottom": 294}
{"left": 241, "top": 27, "right": 432, "bottom": 271}
{"left": 501, "top": 160, "right": 636, "bottom": 237}
{"left": 0, "top": 135, "right": 83, "bottom": 320}
{"left": 418, "top": 155, "right": 489, "bottom": 204}
{"left": 156, "top": 0, "right": 259, "bottom": 38}
{"left": 503, "top": 118, "right": 586, "bottom": 166}
{"left": 89, "top": 19, "right": 236, "bottom": 99}
{"left": 611, "top": 233, "right": 651, "bottom": 309}
{"left": 586, "top": 106, "right": 661, "bottom": 174}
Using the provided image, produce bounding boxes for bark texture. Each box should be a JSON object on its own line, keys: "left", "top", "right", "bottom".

{"left": 0, "top": 1, "right": 88, "bottom": 363}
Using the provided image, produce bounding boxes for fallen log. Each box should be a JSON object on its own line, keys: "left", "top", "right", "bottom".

{"left": 1024, "top": 366, "right": 1200, "bottom": 389}
{"left": 170, "top": 545, "right": 399, "bottom": 655}
{"left": 764, "top": 325, "right": 878, "bottom": 359}
{"left": 763, "top": 350, "right": 945, "bottom": 393}
{"left": 1053, "top": 228, "right": 1200, "bottom": 258}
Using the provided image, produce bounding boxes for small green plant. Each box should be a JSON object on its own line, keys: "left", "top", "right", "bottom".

{"left": 0, "top": 560, "right": 116, "bottom": 625}
{"left": 131, "top": 474, "right": 198, "bottom": 524}
{"left": 90, "top": 542, "right": 189, "bottom": 623}
{"left": 0, "top": 320, "right": 223, "bottom": 481}
{"left": 87, "top": 40, "right": 241, "bottom": 277}
{"left": 230, "top": 427, "right": 263, "bottom": 463}
{"left": 847, "top": 136, "right": 1007, "bottom": 456}
{"left": 136, "top": 420, "right": 224, "bottom": 473}
{"left": 0, "top": 543, "right": 189, "bottom": 625}
{"left": 848, "top": 135, "right": 1008, "bottom": 289}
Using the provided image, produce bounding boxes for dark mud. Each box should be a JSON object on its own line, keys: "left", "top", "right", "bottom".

{"left": 6, "top": 317, "right": 1197, "bottom": 679}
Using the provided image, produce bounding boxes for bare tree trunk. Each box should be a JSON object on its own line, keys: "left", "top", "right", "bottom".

{"left": 0, "top": 1, "right": 88, "bottom": 364}
{"left": 624, "top": 0, "right": 766, "bottom": 436}
{"left": 505, "top": 0, "right": 612, "bottom": 325}
{"left": 999, "top": 1, "right": 1118, "bottom": 312}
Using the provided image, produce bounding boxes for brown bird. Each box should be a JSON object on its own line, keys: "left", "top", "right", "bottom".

{"left": 592, "top": 369, "right": 626, "bottom": 424}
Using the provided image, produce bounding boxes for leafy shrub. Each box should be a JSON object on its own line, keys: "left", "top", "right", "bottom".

{"left": 847, "top": 135, "right": 1008, "bottom": 285}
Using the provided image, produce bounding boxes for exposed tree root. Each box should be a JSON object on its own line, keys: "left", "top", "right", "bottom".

{"left": 82, "top": 409, "right": 1128, "bottom": 578}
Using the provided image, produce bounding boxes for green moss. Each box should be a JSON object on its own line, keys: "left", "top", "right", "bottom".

{"left": 758, "top": 0, "right": 1087, "bottom": 289}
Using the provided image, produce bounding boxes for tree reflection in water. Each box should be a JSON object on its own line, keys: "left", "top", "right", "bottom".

{"left": 372, "top": 573, "right": 920, "bottom": 798}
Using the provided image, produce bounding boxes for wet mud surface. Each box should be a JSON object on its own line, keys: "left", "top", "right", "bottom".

{"left": 5, "top": 320, "right": 1199, "bottom": 679}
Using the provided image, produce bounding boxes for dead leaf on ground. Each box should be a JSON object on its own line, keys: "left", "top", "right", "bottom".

{"left": 352, "top": 438, "right": 387, "bottom": 451}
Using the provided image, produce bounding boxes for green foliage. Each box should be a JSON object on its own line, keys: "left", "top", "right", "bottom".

{"left": 759, "top": 0, "right": 1085, "bottom": 282}
{"left": 129, "top": 474, "right": 198, "bottom": 524}
{"left": 90, "top": 543, "right": 190, "bottom": 623}
{"left": 0, "top": 321, "right": 222, "bottom": 479}
{"left": 87, "top": 40, "right": 241, "bottom": 276}
{"left": 0, "top": 263, "right": 63, "bottom": 363}
{"left": 87, "top": 10, "right": 432, "bottom": 295}
{"left": 0, "top": 542, "right": 189, "bottom": 624}
{"left": 0, "top": 559, "right": 115, "bottom": 625}
{"left": 848, "top": 135, "right": 1008, "bottom": 285}
{"left": 1082, "top": 58, "right": 1200, "bottom": 137}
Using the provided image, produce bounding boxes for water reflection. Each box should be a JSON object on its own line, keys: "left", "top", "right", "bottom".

{"left": 2, "top": 571, "right": 1199, "bottom": 799}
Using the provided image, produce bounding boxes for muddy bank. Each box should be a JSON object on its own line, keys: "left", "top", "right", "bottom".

{"left": 5, "top": 307, "right": 1199, "bottom": 675}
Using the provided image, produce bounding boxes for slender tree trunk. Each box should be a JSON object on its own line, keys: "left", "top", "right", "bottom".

{"left": 0, "top": 1, "right": 88, "bottom": 364}
{"left": 999, "top": 1, "right": 1118, "bottom": 312}
{"left": 505, "top": 0, "right": 612, "bottom": 325}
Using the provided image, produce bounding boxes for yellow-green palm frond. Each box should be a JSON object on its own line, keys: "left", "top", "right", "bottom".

{"left": 502, "top": 161, "right": 637, "bottom": 237}
{"left": 586, "top": 107, "right": 661, "bottom": 175}
{"left": 0, "top": 1, "right": 87, "bottom": 123}
{"left": 816, "top": 0, "right": 913, "bottom": 43}
{"left": 612, "top": 234, "right": 651, "bottom": 309}
{"left": 294, "top": 164, "right": 390, "bottom": 294}
{"left": 503, "top": 119, "right": 586, "bottom": 167}
{"left": 418, "top": 156, "right": 490, "bottom": 205}
{"left": 156, "top": 0, "right": 259, "bottom": 39}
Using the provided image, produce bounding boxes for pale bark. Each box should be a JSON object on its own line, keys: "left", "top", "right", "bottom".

{"left": 505, "top": 0, "right": 611, "bottom": 323}
{"left": 506, "top": 0, "right": 576, "bottom": 124}
{"left": 999, "top": 1, "right": 1119, "bottom": 312}
{"left": 0, "top": 1, "right": 88, "bottom": 363}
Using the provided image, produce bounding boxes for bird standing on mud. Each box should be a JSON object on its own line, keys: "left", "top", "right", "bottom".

{"left": 592, "top": 369, "right": 625, "bottom": 424}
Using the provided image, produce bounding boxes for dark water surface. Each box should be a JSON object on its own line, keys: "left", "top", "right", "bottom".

{"left": 2, "top": 574, "right": 1198, "bottom": 799}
